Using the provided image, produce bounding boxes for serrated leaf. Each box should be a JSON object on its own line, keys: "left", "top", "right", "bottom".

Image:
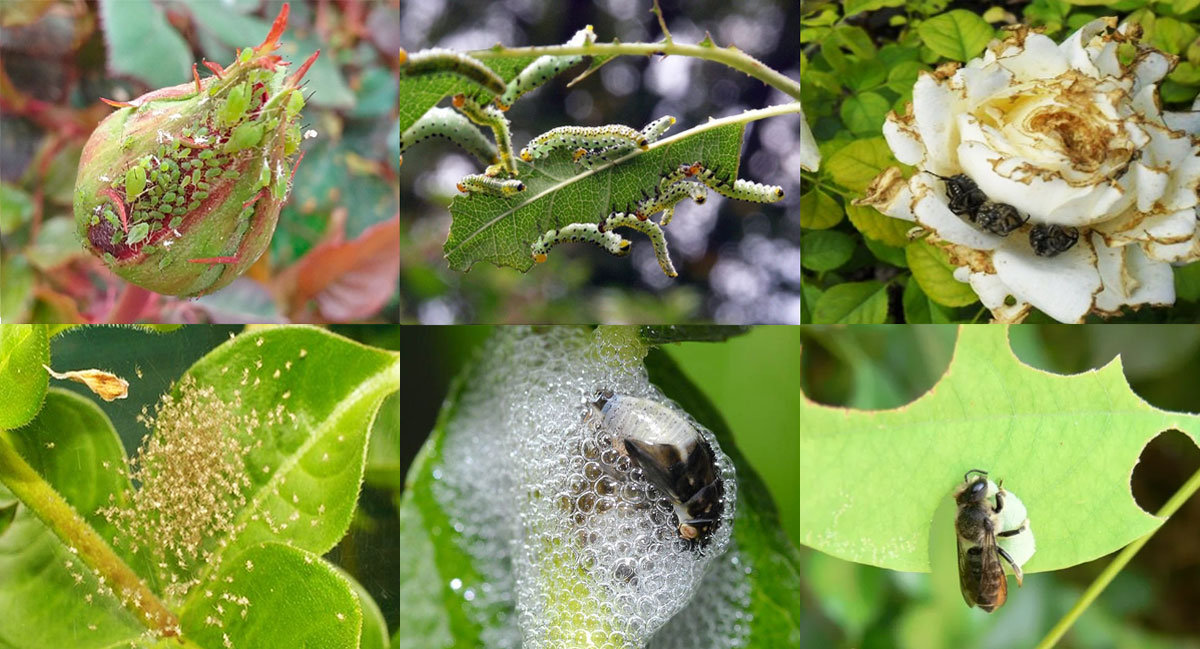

{"left": 98, "top": 0, "right": 192, "bottom": 89}
{"left": 846, "top": 203, "right": 912, "bottom": 247}
{"left": 444, "top": 121, "right": 746, "bottom": 272}
{"left": 801, "top": 230, "right": 856, "bottom": 271}
{"left": 825, "top": 137, "right": 897, "bottom": 193}
{"left": 842, "top": 0, "right": 907, "bottom": 16}
{"left": 916, "top": 10, "right": 995, "bottom": 62}
{"left": 800, "top": 326, "right": 1200, "bottom": 573}
{"left": 840, "top": 91, "right": 891, "bottom": 135}
{"left": 811, "top": 281, "right": 889, "bottom": 323}
{"left": 800, "top": 187, "right": 843, "bottom": 230}
{"left": 905, "top": 240, "right": 979, "bottom": 307}
{"left": 902, "top": 278, "right": 953, "bottom": 323}
{"left": 0, "top": 325, "right": 49, "bottom": 429}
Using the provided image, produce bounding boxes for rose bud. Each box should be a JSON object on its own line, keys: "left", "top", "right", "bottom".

{"left": 73, "top": 3, "right": 318, "bottom": 297}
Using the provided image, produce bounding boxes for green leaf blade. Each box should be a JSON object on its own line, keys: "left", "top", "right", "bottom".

{"left": 800, "top": 326, "right": 1200, "bottom": 573}
{"left": 917, "top": 10, "right": 995, "bottom": 62}
{"left": 0, "top": 325, "right": 49, "bottom": 430}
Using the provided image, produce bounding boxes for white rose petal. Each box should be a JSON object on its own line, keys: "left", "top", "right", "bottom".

{"left": 800, "top": 103, "right": 819, "bottom": 171}
{"left": 855, "top": 18, "right": 1200, "bottom": 322}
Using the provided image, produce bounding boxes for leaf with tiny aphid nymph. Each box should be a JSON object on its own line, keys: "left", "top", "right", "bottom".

{"left": 800, "top": 326, "right": 1200, "bottom": 573}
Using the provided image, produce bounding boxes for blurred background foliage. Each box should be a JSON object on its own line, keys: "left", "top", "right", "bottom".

{"left": 0, "top": 0, "right": 400, "bottom": 324}
{"left": 399, "top": 325, "right": 799, "bottom": 547}
{"left": 799, "top": 0, "right": 1200, "bottom": 323}
{"left": 399, "top": 0, "right": 803, "bottom": 324}
{"left": 799, "top": 326, "right": 1200, "bottom": 648}
{"left": 44, "top": 324, "right": 401, "bottom": 640}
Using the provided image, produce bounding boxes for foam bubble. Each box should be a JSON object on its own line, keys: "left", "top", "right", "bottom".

{"left": 434, "top": 327, "right": 744, "bottom": 648}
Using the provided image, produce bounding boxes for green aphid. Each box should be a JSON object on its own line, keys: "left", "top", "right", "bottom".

{"left": 110, "top": 230, "right": 123, "bottom": 246}
{"left": 173, "top": 206, "right": 187, "bottom": 216}
{"left": 224, "top": 122, "right": 264, "bottom": 153}
{"left": 191, "top": 169, "right": 201, "bottom": 186}
{"left": 150, "top": 169, "right": 159, "bottom": 183}
{"left": 150, "top": 210, "right": 166, "bottom": 221}
{"left": 89, "top": 213, "right": 99, "bottom": 226}
{"left": 194, "top": 191, "right": 209, "bottom": 200}
{"left": 205, "top": 167, "right": 222, "bottom": 180}
{"left": 158, "top": 255, "right": 171, "bottom": 270}
{"left": 258, "top": 162, "right": 272, "bottom": 189}
{"left": 125, "top": 166, "right": 147, "bottom": 203}
{"left": 126, "top": 222, "right": 150, "bottom": 245}
{"left": 169, "top": 216, "right": 183, "bottom": 229}
{"left": 188, "top": 200, "right": 201, "bottom": 211}
{"left": 206, "top": 157, "right": 223, "bottom": 168}
{"left": 286, "top": 90, "right": 305, "bottom": 118}
{"left": 160, "top": 160, "right": 173, "bottom": 173}
{"left": 199, "top": 150, "right": 215, "bottom": 160}
{"left": 222, "top": 169, "right": 240, "bottom": 179}
{"left": 174, "top": 193, "right": 186, "bottom": 206}
{"left": 197, "top": 181, "right": 211, "bottom": 191}
{"left": 103, "top": 209, "right": 119, "bottom": 229}
{"left": 271, "top": 172, "right": 288, "bottom": 200}
{"left": 162, "top": 191, "right": 177, "bottom": 204}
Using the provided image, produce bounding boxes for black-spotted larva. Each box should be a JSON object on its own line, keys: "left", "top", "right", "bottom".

{"left": 456, "top": 174, "right": 526, "bottom": 196}
{"left": 691, "top": 165, "right": 785, "bottom": 203}
{"left": 496, "top": 26, "right": 595, "bottom": 110}
{"left": 400, "top": 107, "right": 498, "bottom": 165}
{"left": 520, "top": 125, "right": 649, "bottom": 162}
{"left": 401, "top": 48, "right": 506, "bottom": 97}
{"left": 601, "top": 213, "right": 677, "bottom": 277}
{"left": 571, "top": 116, "right": 676, "bottom": 170}
{"left": 452, "top": 94, "right": 517, "bottom": 176}
{"left": 531, "top": 223, "right": 630, "bottom": 263}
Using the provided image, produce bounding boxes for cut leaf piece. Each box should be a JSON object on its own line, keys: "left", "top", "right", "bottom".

{"left": 800, "top": 326, "right": 1200, "bottom": 573}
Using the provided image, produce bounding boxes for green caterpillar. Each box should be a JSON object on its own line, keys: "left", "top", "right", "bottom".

{"left": 636, "top": 180, "right": 708, "bottom": 226}
{"left": 496, "top": 26, "right": 595, "bottom": 110}
{"left": 457, "top": 173, "right": 526, "bottom": 196}
{"left": 571, "top": 116, "right": 676, "bottom": 170}
{"left": 453, "top": 94, "right": 517, "bottom": 176}
{"left": 531, "top": 223, "right": 630, "bottom": 263}
{"left": 520, "top": 124, "right": 648, "bottom": 162}
{"left": 400, "top": 107, "right": 498, "bottom": 165}
{"left": 401, "top": 48, "right": 506, "bottom": 97}
{"left": 602, "top": 212, "right": 677, "bottom": 277}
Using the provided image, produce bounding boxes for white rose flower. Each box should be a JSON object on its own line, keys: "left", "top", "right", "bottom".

{"left": 857, "top": 18, "right": 1200, "bottom": 323}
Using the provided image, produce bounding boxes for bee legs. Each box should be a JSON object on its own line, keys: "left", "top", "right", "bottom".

{"left": 996, "top": 545, "right": 1025, "bottom": 586}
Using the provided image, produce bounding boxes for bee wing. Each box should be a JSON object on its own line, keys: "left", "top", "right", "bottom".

{"left": 956, "top": 535, "right": 979, "bottom": 608}
{"left": 978, "top": 529, "right": 1007, "bottom": 612}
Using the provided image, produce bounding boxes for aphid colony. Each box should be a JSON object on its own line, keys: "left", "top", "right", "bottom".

{"left": 531, "top": 160, "right": 784, "bottom": 277}
{"left": 930, "top": 173, "right": 1079, "bottom": 257}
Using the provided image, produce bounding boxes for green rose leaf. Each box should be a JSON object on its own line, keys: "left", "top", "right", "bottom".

{"left": 917, "top": 10, "right": 995, "bottom": 62}
{"left": 811, "top": 281, "right": 890, "bottom": 324}
{"left": 0, "top": 325, "right": 50, "bottom": 430}
{"left": 801, "top": 230, "right": 857, "bottom": 272}
{"left": 905, "top": 240, "right": 979, "bottom": 307}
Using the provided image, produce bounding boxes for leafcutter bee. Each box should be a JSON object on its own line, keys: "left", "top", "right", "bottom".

{"left": 1029, "top": 223, "right": 1079, "bottom": 257}
{"left": 588, "top": 390, "right": 723, "bottom": 547}
{"left": 954, "top": 469, "right": 1032, "bottom": 613}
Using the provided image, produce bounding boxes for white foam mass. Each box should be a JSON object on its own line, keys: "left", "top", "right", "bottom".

{"left": 433, "top": 327, "right": 747, "bottom": 648}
